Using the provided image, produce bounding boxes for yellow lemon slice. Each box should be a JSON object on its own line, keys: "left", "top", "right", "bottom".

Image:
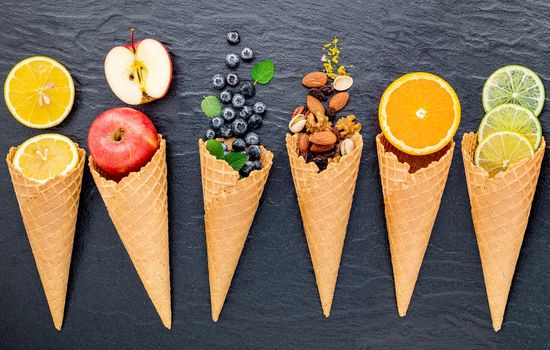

{"left": 4, "top": 56, "right": 75, "bottom": 128}
{"left": 13, "top": 134, "right": 79, "bottom": 183}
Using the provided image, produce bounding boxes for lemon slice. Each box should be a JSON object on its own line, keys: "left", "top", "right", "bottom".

{"left": 4, "top": 56, "right": 75, "bottom": 128}
{"left": 13, "top": 134, "right": 79, "bottom": 183}
{"left": 478, "top": 104, "right": 542, "bottom": 150}
{"left": 482, "top": 65, "right": 545, "bottom": 116}
{"left": 474, "top": 131, "right": 534, "bottom": 177}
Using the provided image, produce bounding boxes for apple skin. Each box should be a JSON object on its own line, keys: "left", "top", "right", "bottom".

{"left": 105, "top": 37, "right": 173, "bottom": 105}
{"left": 88, "top": 107, "right": 159, "bottom": 181}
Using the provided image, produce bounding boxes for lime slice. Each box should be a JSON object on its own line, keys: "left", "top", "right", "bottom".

{"left": 13, "top": 134, "right": 79, "bottom": 183}
{"left": 474, "top": 131, "right": 534, "bottom": 177}
{"left": 482, "top": 65, "right": 545, "bottom": 116}
{"left": 478, "top": 104, "right": 542, "bottom": 150}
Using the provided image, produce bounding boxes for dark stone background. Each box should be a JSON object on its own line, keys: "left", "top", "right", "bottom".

{"left": 1, "top": 0, "right": 549, "bottom": 348}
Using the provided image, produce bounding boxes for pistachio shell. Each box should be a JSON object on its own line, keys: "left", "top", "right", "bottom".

{"left": 288, "top": 113, "right": 306, "bottom": 133}
{"left": 340, "top": 138, "right": 355, "bottom": 156}
{"left": 333, "top": 75, "right": 353, "bottom": 91}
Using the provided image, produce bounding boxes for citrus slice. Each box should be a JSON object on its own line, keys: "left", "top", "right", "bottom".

{"left": 4, "top": 56, "right": 75, "bottom": 128}
{"left": 379, "top": 72, "right": 461, "bottom": 155}
{"left": 474, "top": 131, "right": 534, "bottom": 177}
{"left": 482, "top": 65, "right": 545, "bottom": 116}
{"left": 13, "top": 134, "right": 79, "bottom": 183}
{"left": 478, "top": 103, "right": 542, "bottom": 150}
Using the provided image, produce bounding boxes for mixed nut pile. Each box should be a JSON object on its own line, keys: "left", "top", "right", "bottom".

{"left": 288, "top": 43, "right": 361, "bottom": 171}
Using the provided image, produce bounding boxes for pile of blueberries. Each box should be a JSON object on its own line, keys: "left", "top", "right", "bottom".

{"left": 204, "top": 31, "right": 267, "bottom": 177}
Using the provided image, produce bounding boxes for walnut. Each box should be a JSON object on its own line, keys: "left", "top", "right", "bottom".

{"left": 335, "top": 115, "right": 361, "bottom": 139}
{"left": 306, "top": 112, "right": 332, "bottom": 133}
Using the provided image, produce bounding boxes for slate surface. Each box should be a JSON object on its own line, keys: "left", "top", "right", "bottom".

{"left": 1, "top": 0, "right": 549, "bottom": 348}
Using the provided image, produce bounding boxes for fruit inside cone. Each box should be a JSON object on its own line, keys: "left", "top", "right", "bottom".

{"left": 88, "top": 107, "right": 159, "bottom": 181}
{"left": 104, "top": 29, "right": 172, "bottom": 105}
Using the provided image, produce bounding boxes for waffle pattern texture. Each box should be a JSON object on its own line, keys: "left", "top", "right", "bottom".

{"left": 89, "top": 135, "right": 171, "bottom": 329}
{"left": 376, "top": 133, "right": 454, "bottom": 317}
{"left": 7, "top": 146, "right": 86, "bottom": 330}
{"left": 286, "top": 132, "right": 363, "bottom": 317}
{"left": 199, "top": 139, "right": 274, "bottom": 321}
{"left": 462, "top": 132, "right": 545, "bottom": 332}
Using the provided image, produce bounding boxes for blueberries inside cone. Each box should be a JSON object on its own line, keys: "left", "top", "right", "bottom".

{"left": 232, "top": 93, "right": 246, "bottom": 109}
{"left": 248, "top": 114, "right": 263, "bottom": 129}
{"left": 245, "top": 132, "right": 260, "bottom": 145}
{"left": 252, "top": 160, "right": 262, "bottom": 170}
{"left": 212, "top": 74, "right": 226, "bottom": 90}
{"left": 211, "top": 116, "right": 224, "bottom": 130}
{"left": 226, "top": 53, "right": 240, "bottom": 68}
{"left": 253, "top": 101, "right": 266, "bottom": 114}
{"left": 227, "top": 31, "right": 240, "bottom": 45}
{"left": 232, "top": 118, "right": 248, "bottom": 136}
{"left": 221, "top": 142, "right": 228, "bottom": 152}
{"left": 241, "top": 47, "right": 255, "bottom": 61}
{"left": 205, "top": 128, "right": 216, "bottom": 140}
{"left": 240, "top": 161, "right": 255, "bottom": 177}
{"left": 227, "top": 72, "right": 239, "bottom": 86}
{"left": 232, "top": 138, "right": 246, "bottom": 152}
{"left": 220, "top": 89, "right": 232, "bottom": 103}
{"left": 223, "top": 107, "right": 236, "bottom": 122}
{"left": 219, "top": 124, "right": 233, "bottom": 138}
{"left": 240, "top": 105, "right": 254, "bottom": 119}
{"left": 247, "top": 144, "right": 262, "bottom": 160}
{"left": 240, "top": 81, "right": 255, "bottom": 98}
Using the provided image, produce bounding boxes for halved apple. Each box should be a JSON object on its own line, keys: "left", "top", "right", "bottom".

{"left": 104, "top": 29, "right": 172, "bottom": 105}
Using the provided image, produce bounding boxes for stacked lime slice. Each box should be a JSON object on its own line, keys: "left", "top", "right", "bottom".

{"left": 476, "top": 65, "right": 545, "bottom": 176}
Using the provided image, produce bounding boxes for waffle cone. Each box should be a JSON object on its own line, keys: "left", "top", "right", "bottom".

{"left": 461, "top": 132, "right": 545, "bottom": 332}
{"left": 376, "top": 133, "right": 454, "bottom": 317}
{"left": 6, "top": 146, "right": 86, "bottom": 330}
{"left": 199, "top": 139, "right": 273, "bottom": 322}
{"left": 89, "top": 135, "right": 171, "bottom": 329}
{"left": 285, "top": 133, "right": 363, "bottom": 317}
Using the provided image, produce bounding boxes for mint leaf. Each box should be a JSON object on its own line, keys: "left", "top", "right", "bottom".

{"left": 251, "top": 60, "right": 275, "bottom": 85}
{"left": 201, "top": 96, "right": 222, "bottom": 118}
{"left": 224, "top": 152, "right": 248, "bottom": 172}
{"left": 206, "top": 139, "right": 224, "bottom": 159}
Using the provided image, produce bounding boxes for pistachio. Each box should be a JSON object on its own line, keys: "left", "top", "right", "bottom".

{"left": 289, "top": 113, "right": 307, "bottom": 133}
{"left": 333, "top": 75, "right": 353, "bottom": 91}
{"left": 340, "top": 138, "right": 355, "bottom": 156}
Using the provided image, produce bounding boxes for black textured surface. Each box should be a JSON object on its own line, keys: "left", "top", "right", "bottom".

{"left": 1, "top": 0, "right": 549, "bottom": 348}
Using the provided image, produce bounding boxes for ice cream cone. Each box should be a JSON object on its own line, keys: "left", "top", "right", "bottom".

{"left": 285, "top": 132, "right": 363, "bottom": 317}
{"left": 89, "top": 135, "right": 171, "bottom": 329}
{"left": 199, "top": 139, "right": 273, "bottom": 321}
{"left": 461, "top": 132, "right": 545, "bottom": 332}
{"left": 6, "top": 147, "right": 86, "bottom": 330}
{"left": 376, "top": 133, "right": 454, "bottom": 317}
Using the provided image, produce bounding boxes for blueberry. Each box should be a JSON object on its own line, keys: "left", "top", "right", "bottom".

{"left": 205, "top": 128, "right": 216, "bottom": 140}
{"left": 240, "top": 81, "right": 255, "bottom": 98}
{"left": 248, "top": 145, "right": 262, "bottom": 160}
{"left": 232, "top": 118, "right": 248, "bottom": 136}
{"left": 212, "top": 74, "right": 226, "bottom": 90}
{"left": 226, "top": 31, "right": 240, "bottom": 45}
{"left": 222, "top": 107, "right": 236, "bottom": 122}
{"left": 239, "top": 105, "right": 254, "bottom": 119}
{"left": 221, "top": 142, "right": 228, "bottom": 152}
{"left": 248, "top": 114, "right": 263, "bottom": 129}
{"left": 232, "top": 138, "right": 246, "bottom": 152}
{"left": 241, "top": 47, "right": 255, "bottom": 61}
{"left": 227, "top": 73, "right": 239, "bottom": 87}
{"left": 232, "top": 93, "right": 246, "bottom": 108}
{"left": 225, "top": 53, "right": 240, "bottom": 68}
{"left": 219, "top": 124, "right": 233, "bottom": 138}
{"left": 211, "top": 116, "right": 224, "bottom": 130}
{"left": 240, "top": 161, "right": 255, "bottom": 177}
{"left": 253, "top": 101, "right": 266, "bottom": 114}
{"left": 220, "top": 89, "right": 232, "bottom": 103}
{"left": 252, "top": 160, "right": 263, "bottom": 170}
{"left": 245, "top": 132, "right": 260, "bottom": 145}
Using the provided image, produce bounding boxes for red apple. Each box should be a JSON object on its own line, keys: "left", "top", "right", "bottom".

{"left": 88, "top": 107, "right": 159, "bottom": 180}
{"left": 105, "top": 29, "right": 172, "bottom": 105}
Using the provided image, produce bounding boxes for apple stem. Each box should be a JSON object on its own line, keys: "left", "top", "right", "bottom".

{"left": 114, "top": 128, "right": 124, "bottom": 141}
{"left": 130, "top": 28, "right": 136, "bottom": 52}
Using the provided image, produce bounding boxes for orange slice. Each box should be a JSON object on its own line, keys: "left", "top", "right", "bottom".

{"left": 379, "top": 72, "right": 461, "bottom": 155}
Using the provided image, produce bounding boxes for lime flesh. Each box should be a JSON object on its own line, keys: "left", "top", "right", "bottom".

{"left": 474, "top": 131, "right": 534, "bottom": 177}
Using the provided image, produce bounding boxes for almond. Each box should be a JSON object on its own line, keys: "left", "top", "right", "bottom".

{"left": 306, "top": 95, "right": 325, "bottom": 115}
{"left": 328, "top": 92, "right": 349, "bottom": 112}
{"left": 302, "top": 72, "right": 328, "bottom": 88}
{"left": 310, "top": 143, "right": 334, "bottom": 153}
{"left": 309, "top": 131, "right": 337, "bottom": 145}
{"left": 298, "top": 133, "right": 310, "bottom": 154}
